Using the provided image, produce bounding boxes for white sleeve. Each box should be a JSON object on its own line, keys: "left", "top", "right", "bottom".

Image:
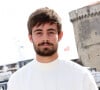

{"left": 7, "top": 75, "right": 19, "bottom": 90}
{"left": 83, "top": 71, "right": 98, "bottom": 90}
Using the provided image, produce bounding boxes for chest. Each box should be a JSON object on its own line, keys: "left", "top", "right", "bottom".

{"left": 21, "top": 69, "right": 83, "bottom": 90}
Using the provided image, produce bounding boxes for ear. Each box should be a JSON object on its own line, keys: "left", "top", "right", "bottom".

{"left": 28, "top": 34, "right": 33, "bottom": 43}
{"left": 58, "top": 31, "right": 63, "bottom": 41}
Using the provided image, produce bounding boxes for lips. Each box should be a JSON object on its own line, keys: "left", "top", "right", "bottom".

{"left": 41, "top": 44, "right": 51, "bottom": 48}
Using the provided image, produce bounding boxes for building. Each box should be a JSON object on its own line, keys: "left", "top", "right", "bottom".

{"left": 0, "top": 59, "right": 33, "bottom": 90}
{"left": 69, "top": 2, "right": 100, "bottom": 89}
{"left": 69, "top": 2, "right": 100, "bottom": 71}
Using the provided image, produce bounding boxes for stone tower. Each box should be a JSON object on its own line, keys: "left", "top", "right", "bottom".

{"left": 69, "top": 3, "right": 100, "bottom": 71}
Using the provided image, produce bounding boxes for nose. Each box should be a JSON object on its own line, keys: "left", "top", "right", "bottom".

{"left": 42, "top": 33, "right": 49, "bottom": 42}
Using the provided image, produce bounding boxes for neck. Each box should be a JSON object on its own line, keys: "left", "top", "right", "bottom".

{"left": 36, "top": 53, "right": 58, "bottom": 63}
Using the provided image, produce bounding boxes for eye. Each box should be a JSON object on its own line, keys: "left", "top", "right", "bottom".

{"left": 36, "top": 32, "right": 42, "bottom": 35}
{"left": 49, "top": 31, "right": 55, "bottom": 34}
{"left": 35, "top": 31, "right": 43, "bottom": 36}
{"left": 48, "top": 29, "right": 57, "bottom": 35}
{"left": 48, "top": 31, "right": 56, "bottom": 36}
{"left": 33, "top": 29, "right": 43, "bottom": 36}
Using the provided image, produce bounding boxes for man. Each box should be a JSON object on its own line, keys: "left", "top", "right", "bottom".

{"left": 7, "top": 7, "right": 98, "bottom": 90}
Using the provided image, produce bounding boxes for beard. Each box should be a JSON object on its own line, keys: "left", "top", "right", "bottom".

{"left": 33, "top": 41, "right": 58, "bottom": 56}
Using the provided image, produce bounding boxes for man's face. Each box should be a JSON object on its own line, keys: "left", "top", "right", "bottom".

{"left": 29, "top": 23, "right": 62, "bottom": 56}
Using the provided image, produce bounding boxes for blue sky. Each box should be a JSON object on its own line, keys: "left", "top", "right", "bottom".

{"left": 0, "top": 0, "right": 97, "bottom": 65}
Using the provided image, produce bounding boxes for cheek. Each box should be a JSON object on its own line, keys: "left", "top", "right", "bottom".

{"left": 53, "top": 35, "right": 59, "bottom": 41}
{"left": 50, "top": 36, "right": 59, "bottom": 43}
{"left": 32, "top": 37, "right": 42, "bottom": 45}
{"left": 33, "top": 38, "right": 38, "bottom": 43}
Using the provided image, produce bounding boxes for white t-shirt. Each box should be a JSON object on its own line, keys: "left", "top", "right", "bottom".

{"left": 7, "top": 59, "right": 98, "bottom": 90}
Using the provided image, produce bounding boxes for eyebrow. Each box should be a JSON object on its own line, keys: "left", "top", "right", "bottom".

{"left": 47, "top": 28, "right": 57, "bottom": 32}
{"left": 33, "top": 29, "right": 42, "bottom": 33}
{"left": 33, "top": 28, "right": 56, "bottom": 33}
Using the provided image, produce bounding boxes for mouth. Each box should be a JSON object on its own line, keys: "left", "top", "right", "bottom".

{"left": 38, "top": 42, "right": 53, "bottom": 47}
{"left": 41, "top": 44, "right": 51, "bottom": 48}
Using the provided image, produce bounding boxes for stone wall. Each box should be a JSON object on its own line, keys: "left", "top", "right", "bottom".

{"left": 69, "top": 3, "right": 100, "bottom": 71}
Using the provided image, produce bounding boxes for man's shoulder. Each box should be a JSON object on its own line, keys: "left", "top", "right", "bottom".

{"left": 58, "top": 59, "right": 89, "bottom": 74}
{"left": 9, "top": 60, "right": 34, "bottom": 80}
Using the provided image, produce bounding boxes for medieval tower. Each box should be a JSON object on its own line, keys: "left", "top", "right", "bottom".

{"left": 69, "top": 2, "right": 100, "bottom": 71}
